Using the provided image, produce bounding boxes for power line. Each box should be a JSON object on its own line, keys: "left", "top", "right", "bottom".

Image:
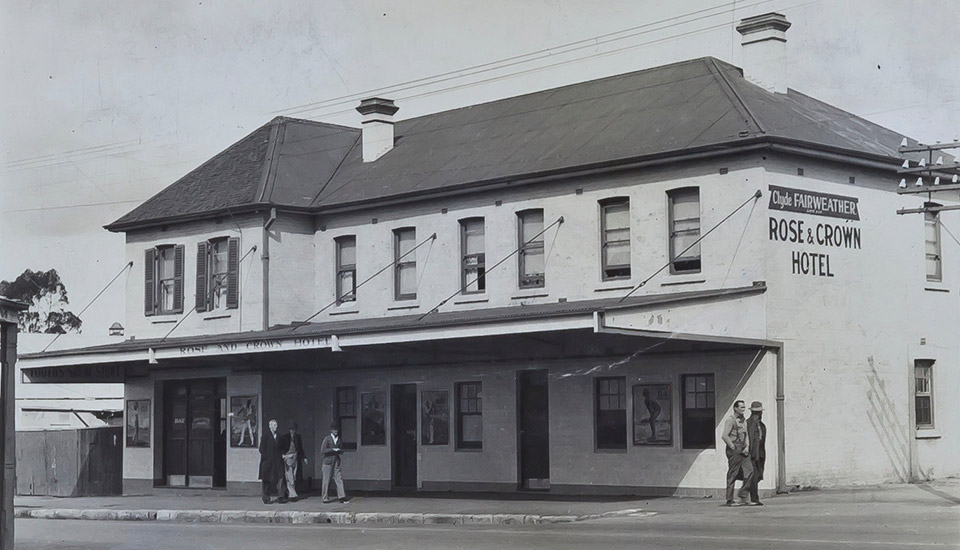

{"left": 276, "top": 0, "right": 775, "bottom": 117}
{"left": 42, "top": 261, "right": 134, "bottom": 352}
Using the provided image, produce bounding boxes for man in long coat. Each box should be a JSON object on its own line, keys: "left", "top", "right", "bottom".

{"left": 259, "top": 419, "right": 284, "bottom": 503}
{"left": 747, "top": 401, "right": 767, "bottom": 505}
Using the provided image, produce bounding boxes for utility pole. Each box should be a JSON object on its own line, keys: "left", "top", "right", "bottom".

{"left": 0, "top": 297, "right": 28, "bottom": 550}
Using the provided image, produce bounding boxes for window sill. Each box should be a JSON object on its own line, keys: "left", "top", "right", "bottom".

{"left": 661, "top": 276, "right": 706, "bottom": 287}
{"left": 455, "top": 447, "right": 483, "bottom": 453}
{"left": 511, "top": 290, "right": 548, "bottom": 300}
{"left": 329, "top": 307, "right": 359, "bottom": 316}
{"left": 594, "top": 448, "right": 628, "bottom": 454}
{"left": 924, "top": 286, "right": 949, "bottom": 293}
{"left": 202, "top": 313, "right": 232, "bottom": 321}
{"left": 594, "top": 283, "right": 634, "bottom": 293}
{"left": 454, "top": 296, "right": 488, "bottom": 305}
{"left": 150, "top": 318, "right": 178, "bottom": 325}
{"left": 387, "top": 303, "right": 420, "bottom": 311}
{"left": 915, "top": 430, "right": 941, "bottom": 440}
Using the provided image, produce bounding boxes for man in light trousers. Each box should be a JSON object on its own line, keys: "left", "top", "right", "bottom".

{"left": 319, "top": 422, "right": 348, "bottom": 503}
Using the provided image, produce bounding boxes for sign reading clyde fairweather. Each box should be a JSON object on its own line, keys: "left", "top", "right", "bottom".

{"left": 768, "top": 185, "right": 860, "bottom": 220}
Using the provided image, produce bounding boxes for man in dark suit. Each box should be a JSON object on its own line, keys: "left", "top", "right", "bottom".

{"left": 319, "top": 422, "right": 348, "bottom": 503}
{"left": 747, "top": 401, "right": 766, "bottom": 506}
{"left": 278, "top": 422, "right": 306, "bottom": 501}
{"left": 258, "top": 419, "right": 284, "bottom": 504}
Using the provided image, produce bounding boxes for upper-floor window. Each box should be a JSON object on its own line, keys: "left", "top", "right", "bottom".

{"left": 518, "top": 209, "right": 545, "bottom": 289}
{"left": 460, "top": 218, "right": 485, "bottom": 293}
{"left": 925, "top": 210, "right": 941, "bottom": 282}
{"left": 335, "top": 236, "right": 357, "bottom": 303}
{"left": 669, "top": 188, "right": 701, "bottom": 273}
{"left": 600, "top": 198, "right": 630, "bottom": 280}
{"left": 144, "top": 244, "right": 184, "bottom": 316}
{"left": 196, "top": 237, "right": 239, "bottom": 312}
{"left": 915, "top": 360, "right": 934, "bottom": 429}
{"left": 394, "top": 228, "right": 417, "bottom": 300}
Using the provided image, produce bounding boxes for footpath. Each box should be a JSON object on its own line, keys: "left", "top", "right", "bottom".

{"left": 14, "top": 479, "right": 959, "bottom": 527}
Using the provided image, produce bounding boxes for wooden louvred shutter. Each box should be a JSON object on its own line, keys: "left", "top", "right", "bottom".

{"left": 144, "top": 248, "right": 156, "bottom": 316}
{"left": 226, "top": 237, "right": 240, "bottom": 309}
{"left": 196, "top": 241, "right": 208, "bottom": 312}
{"left": 173, "top": 244, "right": 185, "bottom": 313}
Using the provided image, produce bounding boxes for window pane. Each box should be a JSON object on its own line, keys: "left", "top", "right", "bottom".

{"left": 605, "top": 242, "right": 630, "bottom": 267}
{"left": 604, "top": 202, "right": 629, "bottom": 230}
{"left": 338, "top": 271, "right": 355, "bottom": 299}
{"left": 926, "top": 258, "right": 941, "bottom": 278}
{"left": 520, "top": 210, "right": 544, "bottom": 243}
{"left": 463, "top": 220, "right": 484, "bottom": 254}
{"left": 398, "top": 264, "right": 416, "bottom": 296}
{"left": 461, "top": 414, "right": 482, "bottom": 443}
{"left": 671, "top": 191, "right": 700, "bottom": 220}
{"left": 397, "top": 229, "right": 416, "bottom": 256}
{"left": 338, "top": 239, "right": 356, "bottom": 266}
{"left": 160, "top": 280, "right": 175, "bottom": 310}
{"left": 340, "top": 417, "right": 357, "bottom": 445}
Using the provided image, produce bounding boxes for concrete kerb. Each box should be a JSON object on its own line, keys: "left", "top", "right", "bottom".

{"left": 13, "top": 507, "right": 643, "bottom": 526}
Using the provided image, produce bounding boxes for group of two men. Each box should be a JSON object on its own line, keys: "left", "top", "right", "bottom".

{"left": 258, "top": 419, "right": 349, "bottom": 504}
{"left": 721, "top": 400, "right": 767, "bottom": 507}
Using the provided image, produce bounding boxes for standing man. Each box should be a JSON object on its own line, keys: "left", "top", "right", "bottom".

{"left": 720, "top": 400, "right": 754, "bottom": 506}
{"left": 278, "top": 422, "right": 306, "bottom": 502}
{"left": 747, "top": 401, "right": 766, "bottom": 506}
{"left": 258, "top": 419, "right": 284, "bottom": 504}
{"left": 319, "top": 422, "right": 348, "bottom": 503}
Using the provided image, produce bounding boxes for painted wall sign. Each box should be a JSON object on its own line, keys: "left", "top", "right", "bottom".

{"left": 768, "top": 185, "right": 862, "bottom": 278}
{"left": 22, "top": 364, "right": 124, "bottom": 383}
{"left": 768, "top": 185, "right": 860, "bottom": 221}
{"left": 177, "top": 335, "right": 328, "bottom": 357}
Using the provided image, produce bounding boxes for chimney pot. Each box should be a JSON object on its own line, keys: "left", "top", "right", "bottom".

{"left": 736, "top": 12, "right": 792, "bottom": 94}
{"left": 356, "top": 98, "right": 399, "bottom": 162}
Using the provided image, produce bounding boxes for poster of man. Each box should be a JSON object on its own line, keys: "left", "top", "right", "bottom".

{"left": 421, "top": 390, "right": 449, "bottom": 445}
{"left": 633, "top": 384, "right": 672, "bottom": 445}
{"left": 230, "top": 395, "right": 258, "bottom": 447}
{"left": 125, "top": 399, "right": 150, "bottom": 447}
{"left": 361, "top": 392, "right": 386, "bottom": 445}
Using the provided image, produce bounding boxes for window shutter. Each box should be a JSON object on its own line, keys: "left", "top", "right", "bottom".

{"left": 144, "top": 248, "right": 156, "bottom": 316}
{"left": 173, "top": 244, "right": 185, "bottom": 313}
{"left": 196, "top": 241, "right": 208, "bottom": 313}
{"left": 226, "top": 237, "right": 240, "bottom": 309}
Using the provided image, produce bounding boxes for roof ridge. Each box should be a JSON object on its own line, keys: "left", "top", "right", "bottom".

{"left": 705, "top": 57, "right": 766, "bottom": 136}
{"left": 272, "top": 115, "right": 359, "bottom": 132}
{"left": 256, "top": 118, "right": 286, "bottom": 203}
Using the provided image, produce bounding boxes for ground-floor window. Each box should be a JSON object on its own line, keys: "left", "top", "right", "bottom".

{"left": 456, "top": 381, "right": 483, "bottom": 449}
{"left": 681, "top": 374, "right": 715, "bottom": 449}
{"left": 595, "top": 377, "right": 627, "bottom": 449}
{"left": 915, "top": 360, "right": 934, "bottom": 429}
{"left": 336, "top": 386, "right": 358, "bottom": 450}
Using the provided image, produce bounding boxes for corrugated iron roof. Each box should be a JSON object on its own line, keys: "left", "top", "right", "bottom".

{"left": 107, "top": 57, "right": 919, "bottom": 231}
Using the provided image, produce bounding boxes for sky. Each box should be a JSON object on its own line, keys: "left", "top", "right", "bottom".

{"left": 2, "top": 0, "right": 958, "bottom": 349}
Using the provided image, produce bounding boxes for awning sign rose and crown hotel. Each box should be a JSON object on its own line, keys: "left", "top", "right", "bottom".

{"left": 20, "top": 13, "right": 958, "bottom": 496}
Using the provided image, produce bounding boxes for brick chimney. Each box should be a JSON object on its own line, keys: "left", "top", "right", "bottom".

{"left": 356, "top": 98, "right": 399, "bottom": 162}
{"left": 736, "top": 13, "right": 792, "bottom": 94}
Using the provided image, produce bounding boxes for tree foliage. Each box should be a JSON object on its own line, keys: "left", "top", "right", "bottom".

{"left": 0, "top": 269, "right": 82, "bottom": 334}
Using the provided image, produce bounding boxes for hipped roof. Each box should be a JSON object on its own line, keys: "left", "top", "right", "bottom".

{"left": 107, "top": 57, "right": 917, "bottom": 232}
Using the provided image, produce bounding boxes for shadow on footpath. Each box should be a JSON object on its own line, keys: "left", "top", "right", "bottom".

{"left": 915, "top": 483, "right": 960, "bottom": 505}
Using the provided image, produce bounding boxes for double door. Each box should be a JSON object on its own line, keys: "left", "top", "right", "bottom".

{"left": 164, "top": 379, "right": 226, "bottom": 488}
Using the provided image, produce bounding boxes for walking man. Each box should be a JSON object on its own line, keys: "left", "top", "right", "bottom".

{"left": 278, "top": 422, "right": 306, "bottom": 502}
{"left": 319, "top": 422, "right": 348, "bottom": 503}
{"left": 747, "top": 401, "right": 766, "bottom": 505}
{"left": 721, "top": 400, "right": 754, "bottom": 506}
{"left": 258, "top": 419, "right": 284, "bottom": 504}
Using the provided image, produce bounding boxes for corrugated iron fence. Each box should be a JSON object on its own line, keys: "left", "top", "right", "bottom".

{"left": 16, "top": 426, "right": 122, "bottom": 496}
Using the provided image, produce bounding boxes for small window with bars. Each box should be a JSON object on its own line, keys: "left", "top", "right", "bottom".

{"left": 915, "top": 360, "right": 934, "bottom": 429}
{"left": 456, "top": 382, "right": 483, "bottom": 449}
{"left": 336, "top": 386, "right": 358, "bottom": 450}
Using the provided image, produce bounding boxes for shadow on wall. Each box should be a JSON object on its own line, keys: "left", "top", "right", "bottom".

{"left": 865, "top": 356, "right": 910, "bottom": 482}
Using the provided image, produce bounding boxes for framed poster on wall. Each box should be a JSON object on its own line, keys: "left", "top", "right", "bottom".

{"left": 633, "top": 384, "right": 672, "bottom": 446}
{"left": 230, "top": 395, "right": 258, "bottom": 447}
{"left": 125, "top": 399, "right": 150, "bottom": 447}
{"left": 421, "top": 390, "right": 449, "bottom": 445}
{"left": 361, "top": 391, "right": 386, "bottom": 446}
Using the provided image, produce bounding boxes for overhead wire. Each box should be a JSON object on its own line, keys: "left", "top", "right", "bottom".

{"left": 42, "top": 261, "right": 134, "bottom": 352}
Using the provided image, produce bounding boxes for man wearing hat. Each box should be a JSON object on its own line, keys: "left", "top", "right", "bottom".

{"left": 319, "top": 422, "right": 348, "bottom": 503}
{"left": 747, "top": 401, "right": 767, "bottom": 505}
{"left": 278, "top": 421, "right": 306, "bottom": 502}
{"left": 721, "top": 400, "right": 754, "bottom": 506}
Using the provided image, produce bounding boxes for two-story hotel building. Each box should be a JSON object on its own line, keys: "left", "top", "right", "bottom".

{"left": 20, "top": 14, "right": 959, "bottom": 496}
